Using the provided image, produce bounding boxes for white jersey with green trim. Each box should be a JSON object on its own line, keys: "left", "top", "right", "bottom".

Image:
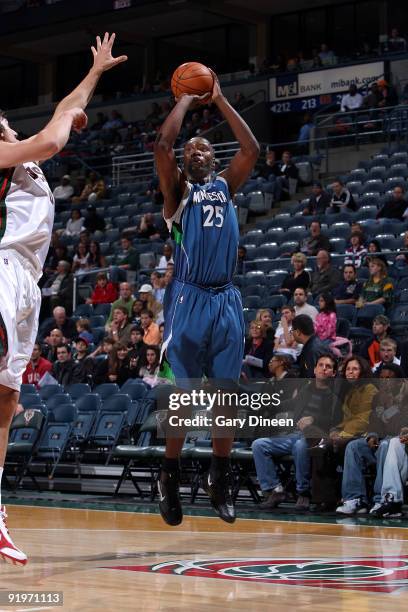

{"left": 0, "top": 162, "right": 54, "bottom": 279}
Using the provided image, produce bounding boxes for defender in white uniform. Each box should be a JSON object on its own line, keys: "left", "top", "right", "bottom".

{"left": 0, "top": 32, "right": 127, "bottom": 566}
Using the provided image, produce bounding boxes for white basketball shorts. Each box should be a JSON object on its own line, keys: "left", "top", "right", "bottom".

{"left": 0, "top": 249, "right": 41, "bottom": 392}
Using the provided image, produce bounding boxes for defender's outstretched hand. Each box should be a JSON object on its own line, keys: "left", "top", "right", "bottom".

{"left": 91, "top": 32, "right": 128, "bottom": 74}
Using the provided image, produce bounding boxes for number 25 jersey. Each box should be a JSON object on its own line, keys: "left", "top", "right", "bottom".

{"left": 164, "top": 175, "right": 239, "bottom": 286}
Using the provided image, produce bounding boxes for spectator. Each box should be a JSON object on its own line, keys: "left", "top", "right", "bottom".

{"left": 200, "top": 108, "right": 215, "bottom": 131}
{"left": 131, "top": 299, "right": 144, "bottom": 326}
{"left": 40, "top": 306, "right": 77, "bottom": 342}
{"left": 62, "top": 208, "right": 84, "bottom": 237}
{"left": 138, "top": 283, "right": 163, "bottom": 321}
{"left": 113, "top": 236, "right": 139, "bottom": 273}
{"left": 139, "top": 345, "right": 161, "bottom": 380}
{"left": 72, "top": 172, "right": 97, "bottom": 203}
{"left": 395, "top": 230, "right": 408, "bottom": 265}
{"left": 242, "top": 320, "right": 273, "bottom": 379}
{"left": 302, "top": 181, "right": 331, "bottom": 215}
{"left": 103, "top": 109, "right": 124, "bottom": 131}
{"left": 51, "top": 344, "right": 82, "bottom": 386}
{"left": 128, "top": 326, "right": 146, "bottom": 370}
{"left": 271, "top": 150, "right": 299, "bottom": 201}
{"left": 252, "top": 353, "right": 338, "bottom": 510}
{"left": 78, "top": 229, "right": 91, "bottom": 248}
{"left": 72, "top": 242, "right": 90, "bottom": 274}
{"left": 300, "top": 221, "right": 331, "bottom": 256}
{"left": 311, "top": 48, "right": 322, "bottom": 68}
{"left": 137, "top": 213, "right": 161, "bottom": 240}
{"left": 150, "top": 271, "right": 165, "bottom": 304}
{"left": 106, "top": 306, "right": 133, "bottom": 345}
{"left": 370, "top": 427, "right": 408, "bottom": 518}
{"left": 319, "top": 43, "right": 335, "bottom": 65}
{"left": 279, "top": 252, "right": 310, "bottom": 299}
{"left": 83, "top": 204, "right": 106, "bottom": 236}
{"left": 267, "top": 354, "right": 294, "bottom": 384}
{"left": 377, "top": 79, "right": 399, "bottom": 108}
{"left": 22, "top": 343, "right": 52, "bottom": 388}
{"left": 257, "top": 150, "right": 276, "bottom": 180}
{"left": 332, "top": 356, "right": 376, "bottom": 439}
{"left": 344, "top": 232, "right": 367, "bottom": 268}
{"left": 333, "top": 264, "right": 362, "bottom": 305}
{"left": 92, "top": 337, "right": 116, "bottom": 385}
{"left": 236, "top": 245, "right": 247, "bottom": 275}
{"left": 140, "top": 309, "right": 161, "bottom": 345}
{"left": 297, "top": 113, "right": 314, "bottom": 149}
{"left": 233, "top": 91, "right": 252, "bottom": 112}
{"left": 314, "top": 293, "right": 337, "bottom": 343}
{"left": 53, "top": 175, "right": 74, "bottom": 202}
{"left": 293, "top": 287, "right": 318, "bottom": 321}
{"left": 104, "top": 341, "right": 138, "bottom": 386}
{"left": 75, "top": 318, "right": 94, "bottom": 344}
{"left": 88, "top": 240, "right": 107, "bottom": 269}
{"left": 73, "top": 337, "right": 94, "bottom": 383}
{"left": 106, "top": 282, "right": 134, "bottom": 324}
{"left": 376, "top": 185, "right": 408, "bottom": 220}
{"left": 362, "top": 82, "right": 382, "bottom": 111}
{"left": 340, "top": 84, "right": 363, "bottom": 112}
{"left": 357, "top": 257, "right": 394, "bottom": 309}
{"left": 336, "top": 364, "right": 406, "bottom": 515}
{"left": 365, "top": 239, "right": 388, "bottom": 266}
{"left": 387, "top": 27, "right": 407, "bottom": 53}
{"left": 309, "top": 250, "right": 342, "bottom": 297}
{"left": 273, "top": 305, "right": 302, "bottom": 361}
{"left": 42, "top": 260, "right": 74, "bottom": 314}
{"left": 157, "top": 243, "right": 174, "bottom": 271}
{"left": 372, "top": 338, "right": 401, "bottom": 375}
{"left": 310, "top": 355, "right": 377, "bottom": 508}
{"left": 292, "top": 314, "right": 328, "bottom": 377}
{"left": 86, "top": 272, "right": 118, "bottom": 305}
{"left": 359, "top": 314, "right": 391, "bottom": 367}
{"left": 256, "top": 308, "right": 274, "bottom": 342}
{"left": 42, "top": 328, "right": 64, "bottom": 362}
{"left": 90, "top": 111, "right": 108, "bottom": 131}
{"left": 328, "top": 179, "right": 357, "bottom": 213}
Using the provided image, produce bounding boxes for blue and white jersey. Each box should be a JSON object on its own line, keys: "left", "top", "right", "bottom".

{"left": 164, "top": 175, "right": 238, "bottom": 286}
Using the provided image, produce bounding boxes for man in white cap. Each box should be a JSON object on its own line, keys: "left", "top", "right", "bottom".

{"left": 53, "top": 175, "right": 74, "bottom": 202}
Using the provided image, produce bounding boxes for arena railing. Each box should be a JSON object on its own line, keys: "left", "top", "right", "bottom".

{"left": 111, "top": 141, "right": 241, "bottom": 186}
{"left": 72, "top": 250, "right": 405, "bottom": 314}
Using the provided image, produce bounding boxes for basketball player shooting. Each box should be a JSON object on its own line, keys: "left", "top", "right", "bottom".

{"left": 154, "top": 71, "right": 259, "bottom": 526}
{"left": 0, "top": 33, "right": 126, "bottom": 566}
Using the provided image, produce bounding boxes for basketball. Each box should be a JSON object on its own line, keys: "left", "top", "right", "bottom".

{"left": 171, "top": 62, "right": 214, "bottom": 100}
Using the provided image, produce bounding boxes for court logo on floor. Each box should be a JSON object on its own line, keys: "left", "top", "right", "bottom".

{"left": 105, "top": 556, "right": 408, "bottom": 593}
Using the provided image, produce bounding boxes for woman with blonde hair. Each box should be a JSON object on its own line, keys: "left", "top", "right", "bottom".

{"left": 279, "top": 252, "right": 310, "bottom": 299}
{"left": 256, "top": 308, "right": 274, "bottom": 341}
{"left": 358, "top": 257, "right": 393, "bottom": 309}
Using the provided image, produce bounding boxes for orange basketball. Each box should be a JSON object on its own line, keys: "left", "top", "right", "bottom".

{"left": 171, "top": 62, "right": 214, "bottom": 100}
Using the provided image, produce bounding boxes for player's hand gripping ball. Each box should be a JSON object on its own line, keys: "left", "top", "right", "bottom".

{"left": 171, "top": 62, "right": 214, "bottom": 103}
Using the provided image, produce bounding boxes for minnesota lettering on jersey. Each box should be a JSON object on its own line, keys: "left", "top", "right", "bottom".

{"left": 192, "top": 189, "right": 228, "bottom": 204}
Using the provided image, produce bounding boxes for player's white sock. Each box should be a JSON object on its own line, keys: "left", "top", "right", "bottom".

{"left": 0, "top": 467, "right": 3, "bottom": 507}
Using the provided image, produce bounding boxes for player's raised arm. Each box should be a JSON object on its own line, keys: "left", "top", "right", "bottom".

{"left": 0, "top": 108, "right": 87, "bottom": 169}
{"left": 50, "top": 32, "right": 127, "bottom": 120}
{"left": 211, "top": 73, "right": 260, "bottom": 196}
{"left": 154, "top": 95, "right": 194, "bottom": 219}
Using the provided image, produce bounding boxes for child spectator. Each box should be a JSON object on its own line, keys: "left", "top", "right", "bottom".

{"left": 76, "top": 318, "right": 94, "bottom": 344}
{"left": 314, "top": 292, "right": 337, "bottom": 343}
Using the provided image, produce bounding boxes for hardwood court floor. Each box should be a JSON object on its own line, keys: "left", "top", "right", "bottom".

{"left": 1, "top": 505, "right": 408, "bottom": 611}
